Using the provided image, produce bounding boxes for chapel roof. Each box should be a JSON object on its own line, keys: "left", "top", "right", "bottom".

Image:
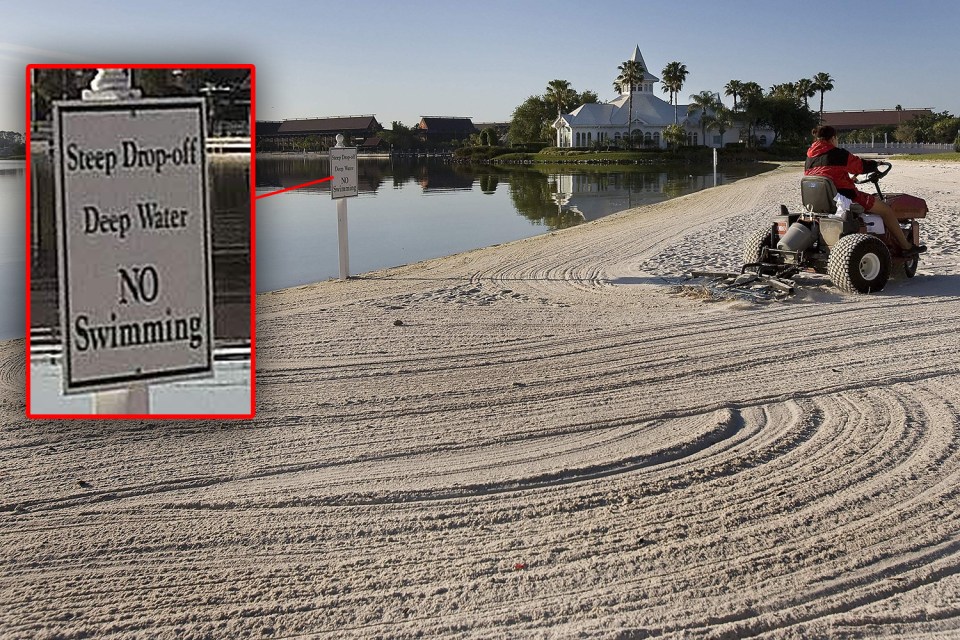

{"left": 560, "top": 91, "right": 695, "bottom": 128}
{"left": 554, "top": 46, "right": 716, "bottom": 130}
{"left": 629, "top": 45, "right": 660, "bottom": 84}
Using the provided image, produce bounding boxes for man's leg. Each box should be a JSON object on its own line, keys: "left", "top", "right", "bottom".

{"left": 869, "top": 199, "right": 912, "bottom": 250}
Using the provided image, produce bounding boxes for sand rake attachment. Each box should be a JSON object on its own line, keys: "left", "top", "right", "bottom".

{"left": 687, "top": 263, "right": 800, "bottom": 300}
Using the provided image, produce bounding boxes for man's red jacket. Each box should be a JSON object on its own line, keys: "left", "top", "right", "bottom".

{"left": 804, "top": 140, "right": 878, "bottom": 197}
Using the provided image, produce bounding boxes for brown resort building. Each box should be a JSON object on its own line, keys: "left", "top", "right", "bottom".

{"left": 256, "top": 115, "right": 383, "bottom": 152}
{"left": 821, "top": 108, "right": 933, "bottom": 133}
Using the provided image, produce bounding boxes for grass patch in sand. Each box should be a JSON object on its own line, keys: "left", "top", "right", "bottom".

{"left": 892, "top": 152, "right": 960, "bottom": 162}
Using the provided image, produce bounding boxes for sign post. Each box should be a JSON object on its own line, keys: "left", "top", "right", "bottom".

{"left": 54, "top": 69, "right": 213, "bottom": 413}
{"left": 713, "top": 147, "right": 718, "bottom": 187}
{"left": 329, "top": 134, "right": 358, "bottom": 279}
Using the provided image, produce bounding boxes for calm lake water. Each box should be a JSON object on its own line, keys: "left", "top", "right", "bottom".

{"left": 0, "top": 156, "right": 772, "bottom": 341}
{"left": 1, "top": 160, "right": 25, "bottom": 340}
{"left": 255, "top": 156, "right": 772, "bottom": 291}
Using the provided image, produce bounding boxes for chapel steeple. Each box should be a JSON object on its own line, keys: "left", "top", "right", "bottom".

{"left": 621, "top": 45, "right": 660, "bottom": 95}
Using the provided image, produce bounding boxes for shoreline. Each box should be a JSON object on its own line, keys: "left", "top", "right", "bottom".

{"left": 4, "top": 161, "right": 960, "bottom": 637}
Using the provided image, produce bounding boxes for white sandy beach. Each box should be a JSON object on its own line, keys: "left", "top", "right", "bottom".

{"left": 3, "top": 160, "right": 960, "bottom": 638}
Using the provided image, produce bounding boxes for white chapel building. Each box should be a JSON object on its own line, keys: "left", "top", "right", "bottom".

{"left": 553, "top": 46, "right": 769, "bottom": 149}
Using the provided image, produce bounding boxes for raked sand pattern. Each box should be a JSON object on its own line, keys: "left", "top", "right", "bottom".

{"left": 3, "top": 161, "right": 960, "bottom": 638}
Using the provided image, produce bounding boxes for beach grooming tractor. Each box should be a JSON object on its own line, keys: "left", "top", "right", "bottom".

{"left": 694, "top": 161, "right": 928, "bottom": 295}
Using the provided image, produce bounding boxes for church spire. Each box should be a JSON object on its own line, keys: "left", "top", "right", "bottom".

{"left": 630, "top": 45, "right": 647, "bottom": 69}
{"left": 623, "top": 45, "right": 660, "bottom": 94}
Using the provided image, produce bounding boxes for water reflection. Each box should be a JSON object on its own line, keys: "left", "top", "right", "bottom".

{"left": 262, "top": 157, "right": 767, "bottom": 214}
{"left": 0, "top": 160, "right": 25, "bottom": 340}
{"left": 258, "top": 156, "right": 767, "bottom": 223}
{"left": 549, "top": 171, "right": 724, "bottom": 221}
{"left": 505, "top": 168, "right": 583, "bottom": 229}
{"left": 254, "top": 156, "right": 771, "bottom": 290}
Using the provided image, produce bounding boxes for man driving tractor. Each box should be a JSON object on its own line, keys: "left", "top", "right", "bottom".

{"left": 804, "top": 125, "right": 926, "bottom": 256}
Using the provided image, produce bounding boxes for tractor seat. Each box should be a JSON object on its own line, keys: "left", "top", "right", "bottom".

{"left": 800, "top": 176, "right": 864, "bottom": 215}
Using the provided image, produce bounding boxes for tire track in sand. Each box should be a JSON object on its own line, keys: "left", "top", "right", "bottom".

{"left": 4, "top": 163, "right": 960, "bottom": 638}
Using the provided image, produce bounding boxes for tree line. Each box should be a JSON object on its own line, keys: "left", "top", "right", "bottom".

{"left": 839, "top": 109, "right": 960, "bottom": 146}
{"left": 508, "top": 62, "right": 841, "bottom": 149}
{"left": 508, "top": 82, "right": 600, "bottom": 145}
{"left": 0, "top": 131, "right": 25, "bottom": 157}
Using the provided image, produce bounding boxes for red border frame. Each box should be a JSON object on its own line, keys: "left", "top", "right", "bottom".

{"left": 25, "top": 63, "right": 256, "bottom": 419}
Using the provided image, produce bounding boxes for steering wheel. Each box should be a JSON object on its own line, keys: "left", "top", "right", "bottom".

{"left": 855, "top": 160, "right": 891, "bottom": 185}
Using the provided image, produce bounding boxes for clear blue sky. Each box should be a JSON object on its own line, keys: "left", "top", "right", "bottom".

{"left": 3, "top": 0, "right": 959, "bottom": 131}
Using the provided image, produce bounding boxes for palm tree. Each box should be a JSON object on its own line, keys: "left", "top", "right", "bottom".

{"left": 545, "top": 79, "right": 573, "bottom": 119}
{"left": 796, "top": 78, "right": 815, "bottom": 109}
{"left": 812, "top": 72, "right": 834, "bottom": 122}
{"left": 724, "top": 80, "right": 744, "bottom": 111}
{"left": 769, "top": 83, "right": 798, "bottom": 100}
{"left": 614, "top": 60, "right": 645, "bottom": 146}
{"left": 738, "top": 83, "right": 764, "bottom": 146}
{"left": 687, "top": 90, "right": 720, "bottom": 144}
{"left": 704, "top": 104, "right": 735, "bottom": 148}
{"left": 662, "top": 123, "right": 687, "bottom": 149}
{"left": 661, "top": 61, "right": 689, "bottom": 124}
{"left": 739, "top": 82, "right": 763, "bottom": 102}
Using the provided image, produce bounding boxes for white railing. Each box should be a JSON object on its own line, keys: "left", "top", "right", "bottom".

{"left": 844, "top": 142, "right": 955, "bottom": 155}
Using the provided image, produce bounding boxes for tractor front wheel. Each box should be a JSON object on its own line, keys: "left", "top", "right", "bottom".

{"left": 827, "top": 234, "right": 891, "bottom": 293}
{"left": 742, "top": 228, "right": 773, "bottom": 265}
{"left": 898, "top": 255, "right": 919, "bottom": 279}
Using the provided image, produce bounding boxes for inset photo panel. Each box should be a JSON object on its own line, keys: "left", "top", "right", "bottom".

{"left": 26, "top": 65, "right": 255, "bottom": 418}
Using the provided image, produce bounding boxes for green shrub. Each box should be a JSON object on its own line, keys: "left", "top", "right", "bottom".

{"left": 767, "top": 144, "right": 806, "bottom": 158}
{"left": 517, "top": 142, "right": 550, "bottom": 152}
{"left": 453, "top": 145, "right": 514, "bottom": 161}
{"left": 954, "top": 135, "right": 960, "bottom": 153}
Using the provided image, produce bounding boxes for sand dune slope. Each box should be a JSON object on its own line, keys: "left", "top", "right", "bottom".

{"left": 3, "top": 161, "right": 960, "bottom": 638}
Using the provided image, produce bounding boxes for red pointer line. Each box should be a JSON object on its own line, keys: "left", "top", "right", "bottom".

{"left": 255, "top": 176, "right": 334, "bottom": 199}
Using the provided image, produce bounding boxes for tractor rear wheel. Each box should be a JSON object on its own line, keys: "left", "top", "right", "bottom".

{"left": 827, "top": 234, "right": 891, "bottom": 293}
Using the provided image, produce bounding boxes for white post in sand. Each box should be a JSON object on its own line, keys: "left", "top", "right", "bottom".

{"left": 330, "top": 134, "right": 359, "bottom": 280}
{"left": 94, "top": 384, "right": 149, "bottom": 413}
{"left": 82, "top": 69, "right": 149, "bottom": 414}
{"left": 337, "top": 179, "right": 349, "bottom": 280}
{"left": 337, "top": 198, "right": 349, "bottom": 279}
{"left": 713, "top": 147, "right": 718, "bottom": 187}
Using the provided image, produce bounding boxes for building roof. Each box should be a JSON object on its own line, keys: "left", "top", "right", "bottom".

{"left": 276, "top": 115, "right": 379, "bottom": 134}
{"left": 558, "top": 91, "right": 694, "bottom": 129}
{"left": 256, "top": 121, "right": 282, "bottom": 135}
{"left": 359, "top": 135, "right": 386, "bottom": 149}
{"left": 822, "top": 109, "right": 932, "bottom": 130}
{"left": 629, "top": 45, "right": 660, "bottom": 83}
{"left": 418, "top": 117, "right": 477, "bottom": 134}
{"left": 558, "top": 44, "right": 685, "bottom": 129}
